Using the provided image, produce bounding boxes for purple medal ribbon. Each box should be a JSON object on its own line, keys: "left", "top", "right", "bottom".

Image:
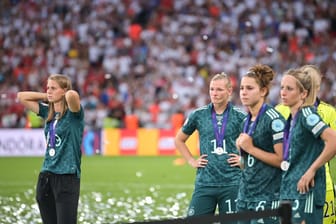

{"left": 241, "top": 103, "right": 267, "bottom": 155}
{"left": 283, "top": 100, "right": 318, "bottom": 161}
{"left": 211, "top": 103, "right": 230, "bottom": 148}
{"left": 314, "top": 98, "right": 320, "bottom": 109}
{"left": 281, "top": 101, "right": 318, "bottom": 170}
{"left": 283, "top": 113, "right": 298, "bottom": 161}
{"left": 49, "top": 119, "right": 58, "bottom": 150}
{"left": 283, "top": 100, "right": 319, "bottom": 162}
{"left": 243, "top": 103, "right": 267, "bottom": 136}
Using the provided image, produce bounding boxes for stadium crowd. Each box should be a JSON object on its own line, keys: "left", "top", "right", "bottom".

{"left": 0, "top": 0, "right": 335, "bottom": 129}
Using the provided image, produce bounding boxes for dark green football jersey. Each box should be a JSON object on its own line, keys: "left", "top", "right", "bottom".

{"left": 238, "top": 104, "right": 286, "bottom": 202}
{"left": 38, "top": 102, "right": 85, "bottom": 178}
{"left": 280, "top": 106, "right": 328, "bottom": 205}
{"left": 182, "top": 103, "right": 247, "bottom": 187}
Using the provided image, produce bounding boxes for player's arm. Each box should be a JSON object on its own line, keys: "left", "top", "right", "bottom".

{"left": 174, "top": 130, "right": 194, "bottom": 166}
{"left": 298, "top": 127, "right": 336, "bottom": 193}
{"left": 17, "top": 91, "right": 47, "bottom": 114}
{"left": 174, "top": 129, "right": 207, "bottom": 168}
{"left": 65, "top": 90, "right": 81, "bottom": 112}
{"left": 237, "top": 133, "right": 282, "bottom": 167}
{"left": 253, "top": 142, "right": 283, "bottom": 168}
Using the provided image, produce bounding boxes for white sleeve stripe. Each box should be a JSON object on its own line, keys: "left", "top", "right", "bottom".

{"left": 266, "top": 109, "right": 279, "bottom": 119}
{"left": 302, "top": 107, "right": 312, "bottom": 117}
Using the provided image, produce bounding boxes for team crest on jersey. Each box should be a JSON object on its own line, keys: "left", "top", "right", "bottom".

{"left": 306, "top": 114, "right": 319, "bottom": 126}
{"left": 271, "top": 119, "right": 285, "bottom": 132}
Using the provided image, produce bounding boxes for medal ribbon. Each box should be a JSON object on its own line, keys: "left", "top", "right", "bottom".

{"left": 211, "top": 103, "right": 230, "bottom": 148}
{"left": 49, "top": 119, "right": 58, "bottom": 149}
{"left": 243, "top": 103, "right": 267, "bottom": 135}
{"left": 283, "top": 100, "right": 318, "bottom": 161}
{"left": 283, "top": 112, "right": 298, "bottom": 161}
{"left": 314, "top": 98, "right": 320, "bottom": 109}
{"left": 241, "top": 103, "right": 267, "bottom": 155}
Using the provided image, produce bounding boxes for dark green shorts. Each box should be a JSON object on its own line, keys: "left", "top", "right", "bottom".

{"left": 187, "top": 184, "right": 239, "bottom": 217}
{"left": 288, "top": 193, "right": 323, "bottom": 224}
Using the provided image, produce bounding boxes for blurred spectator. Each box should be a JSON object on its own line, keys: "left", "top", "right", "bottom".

{"left": 0, "top": 0, "right": 335, "bottom": 129}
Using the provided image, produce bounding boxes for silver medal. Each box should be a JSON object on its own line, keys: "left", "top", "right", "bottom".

{"left": 49, "top": 148, "right": 55, "bottom": 157}
{"left": 280, "top": 161, "right": 290, "bottom": 171}
{"left": 215, "top": 147, "right": 224, "bottom": 155}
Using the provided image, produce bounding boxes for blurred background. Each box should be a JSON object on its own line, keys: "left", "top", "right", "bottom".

{"left": 0, "top": 1, "right": 336, "bottom": 223}
{"left": 0, "top": 0, "right": 335, "bottom": 130}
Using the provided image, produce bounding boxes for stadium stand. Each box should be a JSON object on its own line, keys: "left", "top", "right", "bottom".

{"left": 0, "top": 0, "right": 335, "bottom": 128}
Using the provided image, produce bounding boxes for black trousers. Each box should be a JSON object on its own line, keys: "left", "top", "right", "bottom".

{"left": 36, "top": 172, "right": 80, "bottom": 224}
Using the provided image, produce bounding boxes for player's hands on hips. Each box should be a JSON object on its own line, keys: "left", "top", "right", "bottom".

{"left": 189, "top": 154, "right": 208, "bottom": 168}
{"left": 227, "top": 153, "right": 242, "bottom": 168}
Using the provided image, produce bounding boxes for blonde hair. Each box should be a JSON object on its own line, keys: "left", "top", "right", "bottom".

{"left": 47, "top": 74, "right": 72, "bottom": 122}
{"left": 284, "top": 68, "right": 317, "bottom": 107}
{"left": 300, "top": 64, "right": 321, "bottom": 92}
{"left": 211, "top": 72, "right": 232, "bottom": 89}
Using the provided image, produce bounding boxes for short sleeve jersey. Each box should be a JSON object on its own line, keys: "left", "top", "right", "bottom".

{"left": 238, "top": 105, "right": 286, "bottom": 202}
{"left": 275, "top": 104, "right": 290, "bottom": 119}
{"left": 317, "top": 101, "right": 336, "bottom": 130}
{"left": 280, "top": 106, "right": 328, "bottom": 205}
{"left": 276, "top": 100, "right": 336, "bottom": 192}
{"left": 276, "top": 100, "right": 336, "bottom": 130}
{"left": 38, "top": 102, "right": 85, "bottom": 178}
{"left": 182, "top": 103, "right": 246, "bottom": 187}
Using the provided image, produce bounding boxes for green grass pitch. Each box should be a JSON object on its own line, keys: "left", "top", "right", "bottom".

{"left": 1, "top": 156, "right": 336, "bottom": 223}
{"left": 0, "top": 156, "right": 195, "bottom": 223}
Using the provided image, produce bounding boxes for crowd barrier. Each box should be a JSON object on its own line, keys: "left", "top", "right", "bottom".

{"left": 133, "top": 201, "right": 292, "bottom": 224}
{"left": 0, "top": 128, "right": 199, "bottom": 156}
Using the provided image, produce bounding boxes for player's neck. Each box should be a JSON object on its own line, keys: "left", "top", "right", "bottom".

{"left": 53, "top": 101, "right": 64, "bottom": 113}
{"left": 290, "top": 101, "right": 303, "bottom": 118}
{"left": 248, "top": 101, "right": 264, "bottom": 120}
{"left": 213, "top": 102, "right": 228, "bottom": 114}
